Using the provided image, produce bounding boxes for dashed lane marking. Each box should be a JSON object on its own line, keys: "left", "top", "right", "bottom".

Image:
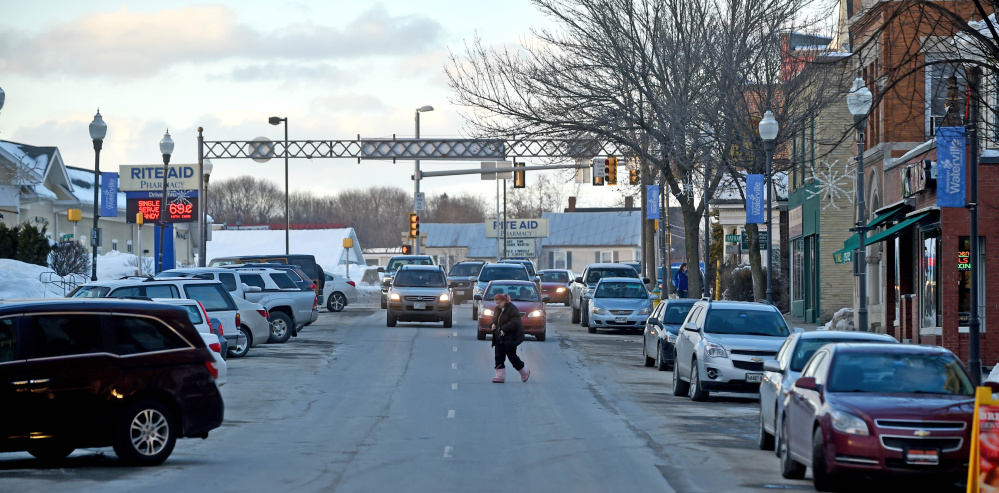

{"left": 452, "top": 363, "right": 457, "bottom": 369}
{"left": 452, "top": 383, "right": 458, "bottom": 390}
{"left": 453, "top": 346, "right": 458, "bottom": 352}
{"left": 448, "top": 410, "right": 455, "bottom": 418}
{"left": 443, "top": 446, "right": 453, "bottom": 458}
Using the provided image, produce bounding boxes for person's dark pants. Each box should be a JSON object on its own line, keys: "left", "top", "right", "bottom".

{"left": 494, "top": 342, "right": 525, "bottom": 371}
{"left": 677, "top": 290, "right": 688, "bottom": 298}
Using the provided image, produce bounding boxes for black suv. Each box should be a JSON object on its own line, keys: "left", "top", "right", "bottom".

{"left": 0, "top": 299, "right": 224, "bottom": 465}
{"left": 448, "top": 261, "right": 485, "bottom": 304}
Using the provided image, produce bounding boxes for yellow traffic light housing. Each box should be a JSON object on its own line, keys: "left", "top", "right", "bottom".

{"left": 136, "top": 212, "right": 144, "bottom": 226}
{"left": 606, "top": 157, "right": 618, "bottom": 185}
{"left": 67, "top": 209, "right": 82, "bottom": 223}
{"left": 408, "top": 212, "right": 420, "bottom": 239}
{"left": 513, "top": 161, "right": 526, "bottom": 189}
{"left": 629, "top": 168, "right": 639, "bottom": 185}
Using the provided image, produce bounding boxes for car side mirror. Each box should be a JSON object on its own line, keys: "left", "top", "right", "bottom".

{"left": 642, "top": 277, "right": 651, "bottom": 284}
{"left": 542, "top": 296, "right": 551, "bottom": 303}
{"left": 648, "top": 317, "right": 662, "bottom": 327}
{"left": 473, "top": 294, "right": 482, "bottom": 301}
{"left": 763, "top": 360, "right": 781, "bottom": 372}
{"left": 793, "top": 327, "right": 805, "bottom": 333}
{"left": 533, "top": 276, "right": 541, "bottom": 283}
{"left": 470, "top": 277, "right": 477, "bottom": 282}
{"left": 649, "top": 293, "right": 659, "bottom": 300}
{"left": 794, "top": 376, "right": 819, "bottom": 391}
{"left": 377, "top": 267, "right": 385, "bottom": 273}
{"left": 583, "top": 293, "right": 593, "bottom": 300}
{"left": 575, "top": 276, "right": 583, "bottom": 284}
{"left": 682, "top": 322, "right": 698, "bottom": 332}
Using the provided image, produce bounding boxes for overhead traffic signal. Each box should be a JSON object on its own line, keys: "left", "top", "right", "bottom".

{"left": 629, "top": 168, "right": 639, "bottom": 185}
{"left": 401, "top": 245, "right": 412, "bottom": 254}
{"left": 513, "top": 161, "right": 525, "bottom": 188}
{"left": 408, "top": 212, "right": 420, "bottom": 239}
{"left": 605, "top": 157, "right": 618, "bottom": 185}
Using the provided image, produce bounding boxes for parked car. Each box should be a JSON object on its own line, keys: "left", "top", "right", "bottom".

{"left": 570, "top": 263, "right": 644, "bottom": 326}
{"left": 758, "top": 330, "right": 897, "bottom": 451}
{"left": 538, "top": 269, "right": 573, "bottom": 306}
{"left": 155, "top": 298, "right": 228, "bottom": 386}
{"left": 779, "top": 343, "right": 974, "bottom": 491}
{"left": 448, "top": 261, "right": 485, "bottom": 305}
{"left": 208, "top": 254, "right": 324, "bottom": 295}
{"left": 320, "top": 271, "right": 358, "bottom": 312}
{"left": 642, "top": 298, "right": 696, "bottom": 370}
{"left": 231, "top": 296, "right": 270, "bottom": 357}
{"left": 219, "top": 265, "right": 319, "bottom": 340}
{"left": 385, "top": 265, "right": 452, "bottom": 328}
{"left": 474, "top": 280, "right": 550, "bottom": 341}
{"left": 380, "top": 255, "right": 436, "bottom": 309}
{"left": 672, "top": 300, "right": 791, "bottom": 401}
{"left": 0, "top": 298, "right": 224, "bottom": 465}
{"left": 471, "top": 263, "right": 531, "bottom": 320}
{"left": 584, "top": 277, "right": 655, "bottom": 333}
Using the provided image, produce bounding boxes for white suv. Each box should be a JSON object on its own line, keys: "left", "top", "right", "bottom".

{"left": 671, "top": 300, "right": 792, "bottom": 401}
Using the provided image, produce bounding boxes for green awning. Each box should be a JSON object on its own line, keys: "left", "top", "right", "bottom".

{"left": 865, "top": 212, "right": 930, "bottom": 245}
{"left": 832, "top": 212, "right": 929, "bottom": 264}
{"left": 867, "top": 203, "right": 908, "bottom": 230}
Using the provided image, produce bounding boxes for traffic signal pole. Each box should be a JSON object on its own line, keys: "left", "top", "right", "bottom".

{"left": 414, "top": 112, "right": 422, "bottom": 255}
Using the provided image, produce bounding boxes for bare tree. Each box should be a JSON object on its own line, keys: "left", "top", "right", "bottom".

{"left": 208, "top": 176, "right": 283, "bottom": 225}
{"left": 423, "top": 192, "right": 489, "bottom": 223}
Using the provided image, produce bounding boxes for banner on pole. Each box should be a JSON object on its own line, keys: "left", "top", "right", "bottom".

{"left": 646, "top": 185, "right": 660, "bottom": 219}
{"left": 100, "top": 172, "right": 118, "bottom": 217}
{"left": 746, "top": 174, "right": 765, "bottom": 223}
{"left": 936, "top": 126, "right": 966, "bottom": 208}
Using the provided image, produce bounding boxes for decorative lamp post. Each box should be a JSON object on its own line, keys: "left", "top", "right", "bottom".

{"left": 758, "top": 110, "right": 779, "bottom": 304}
{"left": 157, "top": 130, "right": 174, "bottom": 274}
{"left": 201, "top": 158, "right": 213, "bottom": 267}
{"left": 268, "top": 116, "right": 289, "bottom": 254}
{"left": 414, "top": 105, "right": 434, "bottom": 255}
{"left": 0, "top": 85, "right": 5, "bottom": 112}
{"left": 89, "top": 110, "right": 107, "bottom": 281}
{"left": 846, "top": 77, "right": 873, "bottom": 332}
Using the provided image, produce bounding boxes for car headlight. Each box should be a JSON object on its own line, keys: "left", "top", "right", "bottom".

{"left": 637, "top": 307, "right": 650, "bottom": 315}
{"left": 831, "top": 410, "right": 869, "bottom": 435}
{"left": 389, "top": 293, "right": 400, "bottom": 302}
{"left": 439, "top": 293, "right": 450, "bottom": 302}
{"left": 666, "top": 332, "right": 677, "bottom": 343}
{"left": 482, "top": 308, "right": 494, "bottom": 317}
{"left": 704, "top": 342, "right": 728, "bottom": 358}
{"left": 555, "top": 287, "right": 565, "bottom": 293}
{"left": 528, "top": 310, "right": 542, "bottom": 318}
{"left": 592, "top": 306, "right": 607, "bottom": 315}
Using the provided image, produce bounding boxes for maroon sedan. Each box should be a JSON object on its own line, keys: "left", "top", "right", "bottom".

{"left": 538, "top": 269, "right": 573, "bottom": 306}
{"left": 475, "top": 280, "right": 550, "bottom": 341}
{"left": 779, "top": 343, "right": 974, "bottom": 491}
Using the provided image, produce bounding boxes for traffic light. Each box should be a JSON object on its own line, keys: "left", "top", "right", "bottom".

{"left": 629, "top": 168, "right": 639, "bottom": 185}
{"left": 408, "top": 212, "right": 420, "bottom": 239}
{"left": 591, "top": 157, "right": 605, "bottom": 186}
{"left": 605, "top": 157, "right": 618, "bottom": 185}
{"left": 401, "top": 245, "right": 412, "bottom": 254}
{"left": 513, "top": 161, "right": 526, "bottom": 188}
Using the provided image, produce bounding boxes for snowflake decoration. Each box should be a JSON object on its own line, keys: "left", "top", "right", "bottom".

{"left": 807, "top": 160, "right": 855, "bottom": 210}
{"left": 679, "top": 175, "right": 698, "bottom": 201}
{"left": 168, "top": 188, "right": 194, "bottom": 207}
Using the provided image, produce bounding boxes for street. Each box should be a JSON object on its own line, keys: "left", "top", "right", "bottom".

{"left": 0, "top": 302, "right": 821, "bottom": 492}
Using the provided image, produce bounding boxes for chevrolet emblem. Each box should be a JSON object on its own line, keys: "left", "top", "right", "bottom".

{"left": 914, "top": 430, "right": 931, "bottom": 437}
{"left": 751, "top": 357, "right": 763, "bottom": 363}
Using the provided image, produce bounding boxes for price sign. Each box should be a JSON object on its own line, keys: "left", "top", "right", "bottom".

{"left": 126, "top": 197, "right": 198, "bottom": 223}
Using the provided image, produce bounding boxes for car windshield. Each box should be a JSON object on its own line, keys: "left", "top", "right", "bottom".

{"left": 387, "top": 258, "right": 433, "bottom": 273}
{"left": 501, "top": 261, "right": 535, "bottom": 276}
{"left": 486, "top": 284, "right": 539, "bottom": 301}
{"left": 479, "top": 266, "right": 529, "bottom": 282}
{"left": 393, "top": 270, "right": 446, "bottom": 287}
{"left": 827, "top": 352, "right": 974, "bottom": 395}
{"left": 540, "top": 271, "right": 569, "bottom": 283}
{"left": 662, "top": 304, "right": 694, "bottom": 324}
{"left": 585, "top": 268, "right": 637, "bottom": 283}
{"left": 790, "top": 337, "right": 891, "bottom": 372}
{"left": 68, "top": 285, "right": 110, "bottom": 298}
{"left": 594, "top": 282, "right": 646, "bottom": 299}
{"left": 703, "top": 308, "right": 789, "bottom": 336}
{"left": 449, "top": 263, "right": 483, "bottom": 277}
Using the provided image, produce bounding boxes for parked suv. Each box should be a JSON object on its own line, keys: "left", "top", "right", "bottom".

{"left": 385, "top": 265, "right": 452, "bottom": 328}
{"left": 208, "top": 254, "right": 324, "bottom": 294}
{"left": 672, "top": 300, "right": 791, "bottom": 401}
{"left": 0, "top": 298, "right": 224, "bottom": 465}
{"left": 380, "top": 255, "right": 436, "bottom": 308}
{"left": 448, "top": 261, "right": 485, "bottom": 305}
{"left": 570, "top": 263, "right": 644, "bottom": 325}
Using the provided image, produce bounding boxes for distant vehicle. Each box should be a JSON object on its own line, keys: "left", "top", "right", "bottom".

{"left": 380, "top": 255, "right": 436, "bottom": 309}
{"left": 448, "top": 261, "right": 485, "bottom": 305}
{"left": 385, "top": 265, "right": 452, "bottom": 328}
{"left": 471, "top": 263, "right": 531, "bottom": 320}
{"left": 642, "top": 298, "right": 696, "bottom": 370}
{"left": 155, "top": 298, "right": 228, "bottom": 386}
{"left": 475, "top": 280, "right": 550, "bottom": 342}
{"left": 538, "top": 269, "right": 573, "bottom": 306}
{"left": 570, "top": 263, "right": 644, "bottom": 326}
{"left": 208, "top": 254, "right": 324, "bottom": 298}
{"left": 779, "top": 343, "right": 973, "bottom": 491}
{"left": 499, "top": 258, "right": 538, "bottom": 278}
{"left": 758, "top": 330, "right": 897, "bottom": 452}
{"left": 320, "top": 271, "right": 358, "bottom": 312}
{"left": 584, "top": 277, "right": 655, "bottom": 333}
{"left": 0, "top": 298, "right": 224, "bottom": 465}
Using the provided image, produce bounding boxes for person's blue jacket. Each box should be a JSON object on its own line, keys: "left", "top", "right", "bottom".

{"left": 673, "top": 269, "right": 688, "bottom": 291}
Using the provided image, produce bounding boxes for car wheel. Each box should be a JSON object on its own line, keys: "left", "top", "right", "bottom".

{"left": 671, "top": 358, "right": 689, "bottom": 396}
{"left": 779, "top": 419, "right": 806, "bottom": 479}
{"left": 472, "top": 305, "right": 478, "bottom": 321}
{"left": 268, "top": 312, "right": 293, "bottom": 344}
{"left": 689, "top": 363, "right": 709, "bottom": 401}
{"left": 812, "top": 427, "right": 840, "bottom": 492}
{"left": 655, "top": 342, "right": 669, "bottom": 371}
{"left": 228, "top": 327, "right": 251, "bottom": 358}
{"left": 643, "top": 340, "right": 655, "bottom": 367}
{"left": 27, "top": 442, "right": 75, "bottom": 462}
{"left": 571, "top": 302, "right": 581, "bottom": 323}
{"left": 536, "top": 331, "right": 546, "bottom": 342}
{"left": 580, "top": 300, "right": 589, "bottom": 327}
{"left": 443, "top": 311, "right": 453, "bottom": 328}
{"left": 758, "top": 409, "right": 775, "bottom": 450}
{"left": 113, "top": 399, "right": 177, "bottom": 466}
{"left": 327, "top": 292, "right": 347, "bottom": 312}
{"left": 477, "top": 330, "right": 486, "bottom": 341}
{"left": 380, "top": 295, "right": 387, "bottom": 310}
{"left": 563, "top": 300, "right": 571, "bottom": 307}
{"left": 386, "top": 310, "right": 397, "bottom": 327}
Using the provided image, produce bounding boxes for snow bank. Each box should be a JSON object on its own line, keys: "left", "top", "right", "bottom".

{"left": 820, "top": 307, "right": 855, "bottom": 331}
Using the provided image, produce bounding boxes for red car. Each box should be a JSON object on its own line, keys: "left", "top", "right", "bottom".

{"left": 779, "top": 343, "right": 974, "bottom": 491}
{"left": 538, "top": 269, "right": 573, "bottom": 306}
{"left": 475, "top": 280, "right": 550, "bottom": 342}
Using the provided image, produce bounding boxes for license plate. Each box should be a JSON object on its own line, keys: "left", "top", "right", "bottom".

{"left": 455, "top": 290, "right": 466, "bottom": 295}
{"left": 745, "top": 373, "right": 763, "bottom": 383}
{"left": 905, "top": 448, "right": 940, "bottom": 465}
{"left": 414, "top": 302, "right": 426, "bottom": 310}
{"left": 615, "top": 317, "right": 627, "bottom": 323}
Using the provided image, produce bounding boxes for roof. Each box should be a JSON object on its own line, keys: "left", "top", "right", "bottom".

{"left": 540, "top": 211, "right": 641, "bottom": 247}
{"left": 831, "top": 343, "right": 950, "bottom": 354}
{"left": 421, "top": 223, "right": 498, "bottom": 258}
{"left": 206, "top": 228, "right": 364, "bottom": 269}
{"left": 0, "top": 140, "right": 56, "bottom": 181}
{"left": 597, "top": 277, "right": 645, "bottom": 283}
{"left": 799, "top": 331, "right": 897, "bottom": 341}
{"left": 65, "top": 165, "right": 127, "bottom": 207}
{"left": 699, "top": 300, "right": 780, "bottom": 311}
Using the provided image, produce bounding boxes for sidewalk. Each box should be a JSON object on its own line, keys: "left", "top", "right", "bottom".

{"left": 782, "top": 312, "right": 824, "bottom": 332}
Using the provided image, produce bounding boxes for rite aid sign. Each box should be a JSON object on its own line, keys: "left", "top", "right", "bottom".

{"left": 118, "top": 164, "right": 200, "bottom": 192}
{"left": 484, "top": 218, "right": 549, "bottom": 238}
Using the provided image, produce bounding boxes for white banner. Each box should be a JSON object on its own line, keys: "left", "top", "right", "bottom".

{"left": 503, "top": 238, "right": 536, "bottom": 257}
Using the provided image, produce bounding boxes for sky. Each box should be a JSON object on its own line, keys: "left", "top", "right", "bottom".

{"left": 0, "top": 0, "right": 632, "bottom": 211}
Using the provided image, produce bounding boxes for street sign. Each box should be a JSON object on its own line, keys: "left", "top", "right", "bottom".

{"left": 741, "top": 230, "right": 768, "bottom": 250}
{"left": 119, "top": 164, "right": 200, "bottom": 192}
{"left": 415, "top": 192, "right": 426, "bottom": 211}
{"left": 485, "top": 218, "right": 549, "bottom": 238}
{"left": 61, "top": 233, "right": 73, "bottom": 240}
{"left": 725, "top": 234, "right": 741, "bottom": 243}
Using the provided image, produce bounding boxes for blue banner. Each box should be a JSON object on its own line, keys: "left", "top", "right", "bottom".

{"left": 936, "top": 126, "right": 966, "bottom": 208}
{"left": 646, "top": 185, "right": 660, "bottom": 219}
{"left": 746, "top": 174, "right": 765, "bottom": 223}
{"left": 100, "top": 172, "right": 118, "bottom": 217}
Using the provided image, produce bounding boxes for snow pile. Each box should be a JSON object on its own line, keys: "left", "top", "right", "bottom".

{"left": 206, "top": 228, "right": 362, "bottom": 270}
{"left": 820, "top": 307, "right": 855, "bottom": 331}
{"left": 0, "top": 259, "right": 67, "bottom": 299}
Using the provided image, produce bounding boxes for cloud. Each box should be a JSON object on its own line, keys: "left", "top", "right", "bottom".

{"left": 0, "top": 4, "right": 443, "bottom": 79}
{"left": 217, "top": 62, "right": 344, "bottom": 82}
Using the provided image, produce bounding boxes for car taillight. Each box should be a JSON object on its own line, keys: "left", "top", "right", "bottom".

{"left": 217, "top": 322, "right": 224, "bottom": 336}
{"left": 209, "top": 342, "right": 222, "bottom": 353}
{"left": 347, "top": 281, "right": 356, "bottom": 287}
{"left": 205, "top": 361, "right": 219, "bottom": 379}
{"left": 313, "top": 297, "right": 318, "bottom": 309}
{"left": 310, "top": 283, "right": 316, "bottom": 291}
{"left": 235, "top": 313, "right": 241, "bottom": 327}
{"left": 206, "top": 317, "right": 214, "bottom": 333}
{"left": 257, "top": 309, "right": 268, "bottom": 319}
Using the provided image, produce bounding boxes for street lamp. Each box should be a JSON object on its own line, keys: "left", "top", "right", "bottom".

{"left": 201, "top": 159, "right": 213, "bottom": 267}
{"left": 758, "top": 110, "right": 778, "bottom": 304}
{"left": 89, "top": 110, "right": 107, "bottom": 281}
{"left": 414, "top": 105, "right": 434, "bottom": 255}
{"left": 157, "top": 130, "right": 174, "bottom": 274}
{"left": 269, "top": 116, "right": 289, "bottom": 254}
{"left": 846, "top": 77, "right": 873, "bottom": 332}
{"left": 0, "top": 85, "right": 5, "bottom": 112}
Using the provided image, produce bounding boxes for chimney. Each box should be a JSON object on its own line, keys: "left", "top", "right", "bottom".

{"left": 568, "top": 196, "right": 576, "bottom": 212}
{"left": 625, "top": 196, "right": 634, "bottom": 210}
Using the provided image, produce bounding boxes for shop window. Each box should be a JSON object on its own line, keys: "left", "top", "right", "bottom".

{"left": 550, "top": 251, "right": 568, "bottom": 270}
{"left": 920, "top": 230, "right": 941, "bottom": 329}
{"left": 127, "top": 240, "right": 133, "bottom": 254}
{"left": 112, "top": 239, "right": 118, "bottom": 252}
{"left": 598, "top": 251, "right": 614, "bottom": 263}
{"left": 791, "top": 238, "right": 804, "bottom": 302}
{"left": 925, "top": 54, "right": 966, "bottom": 138}
{"left": 958, "top": 236, "right": 986, "bottom": 331}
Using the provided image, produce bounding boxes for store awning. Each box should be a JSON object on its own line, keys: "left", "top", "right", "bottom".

{"left": 865, "top": 212, "right": 930, "bottom": 245}
{"left": 832, "top": 212, "right": 930, "bottom": 264}
{"left": 867, "top": 203, "right": 908, "bottom": 230}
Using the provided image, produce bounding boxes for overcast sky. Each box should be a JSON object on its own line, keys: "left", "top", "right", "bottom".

{"left": 0, "top": 0, "right": 631, "bottom": 210}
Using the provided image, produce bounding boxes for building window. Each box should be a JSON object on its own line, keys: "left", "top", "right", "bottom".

{"left": 791, "top": 238, "right": 804, "bottom": 302}
{"left": 551, "top": 250, "right": 568, "bottom": 270}
{"left": 127, "top": 240, "right": 133, "bottom": 254}
{"left": 920, "top": 229, "right": 941, "bottom": 329}
{"left": 925, "top": 53, "right": 966, "bottom": 138}
{"left": 958, "top": 236, "right": 985, "bottom": 330}
{"left": 97, "top": 247, "right": 103, "bottom": 255}
{"left": 112, "top": 239, "right": 118, "bottom": 252}
{"left": 599, "top": 251, "right": 614, "bottom": 263}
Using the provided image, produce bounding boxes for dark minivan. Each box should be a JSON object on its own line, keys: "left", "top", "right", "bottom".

{"left": 0, "top": 299, "right": 224, "bottom": 465}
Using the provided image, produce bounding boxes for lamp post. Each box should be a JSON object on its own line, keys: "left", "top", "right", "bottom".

{"left": 201, "top": 159, "right": 213, "bottom": 267}
{"left": 268, "top": 116, "right": 289, "bottom": 254}
{"left": 846, "top": 77, "right": 873, "bottom": 332}
{"left": 0, "top": 85, "right": 5, "bottom": 113}
{"left": 758, "top": 110, "right": 779, "bottom": 304}
{"left": 89, "top": 110, "right": 107, "bottom": 281}
{"left": 157, "top": 130, "right": 174, "bottom": 274}
{"left": 414, "top": 105, "right": 434, "bottom": 255}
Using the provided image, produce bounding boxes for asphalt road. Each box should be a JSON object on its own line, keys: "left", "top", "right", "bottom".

{"left": 0, "top": 301, "right": 821, "bottom": 492}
